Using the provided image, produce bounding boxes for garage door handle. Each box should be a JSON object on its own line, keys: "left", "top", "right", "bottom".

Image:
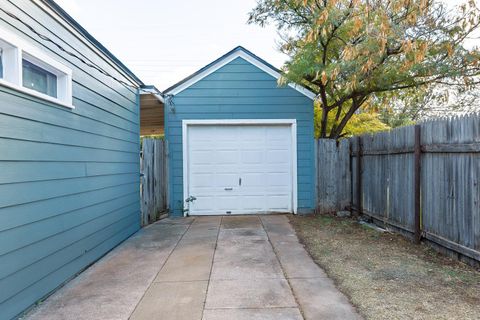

{"left": 224, "top": 187, "right": 233, "bottom": 191}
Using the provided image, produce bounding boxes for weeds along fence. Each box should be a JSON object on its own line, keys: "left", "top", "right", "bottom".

{"left": 140, "top": 138, "right": 167, "bottom": 226}
{"left": 316, "top": 114, "right": 480, "bottom": 264}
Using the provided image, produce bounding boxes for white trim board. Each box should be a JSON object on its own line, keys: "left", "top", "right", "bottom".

{"left": 182, "top": 119, "right": 298, "bottom": 216}
{"left": 166, "top": 49, "right": 316, "bottom": 100}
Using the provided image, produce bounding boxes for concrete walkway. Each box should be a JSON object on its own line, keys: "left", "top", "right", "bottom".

{"left": 25, "top": 215, "right": 360, "bottom": 320}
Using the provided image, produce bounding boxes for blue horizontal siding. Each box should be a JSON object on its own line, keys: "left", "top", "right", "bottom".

{"left": 0, "top": 113, "right": 137, "bottom": 152}
{"left": 179, "top": 88, "right": 306, "bottom": 97}
{"left": 0, "top": 218, "right": 138, "bottom": 320}
{"left": 0, "top": 88, "right": 138, "bottom": 142}
{"left": 166, "top": 56, "right": 314, "bottom": 216}
{"left": 0, "top": 162, "right": 137, "bottom": 185}
{"left": 166, "top": 107, "right": 312, "bottom": 114}
{"left": 0, "top": 173, "right": 138, "bottom": 209}
{"left": 0, "top": 2, "right": 140, "bottom": 319}
{"left": 0, "top": 183, "right": 137, "bottom": 232}
{"left": 172, "top": 97, "right": 311, "bottom": 105}
{"left": 190, "top": 80, "right": 287, "bottom": 89}
{"left": 202, "top": 72, "right": 275, "bottom": 81}
{"left": 0, "top": 139, "right": 138, "bottom": 163}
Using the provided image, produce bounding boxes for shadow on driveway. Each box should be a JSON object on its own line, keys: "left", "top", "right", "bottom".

{"left": 25, "top": 215, "right": 360, "bottom": 320}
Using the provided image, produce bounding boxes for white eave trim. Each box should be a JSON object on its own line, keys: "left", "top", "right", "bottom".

{"left": 166, "top": 50, "right": 316, "bottom": 100}
{"left": 140, "top": 87, "right": 164, "bottom": 103}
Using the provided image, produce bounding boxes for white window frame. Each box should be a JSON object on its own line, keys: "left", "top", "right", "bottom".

{"left": 0, "top": 26, "right": 73, "bottom": 109}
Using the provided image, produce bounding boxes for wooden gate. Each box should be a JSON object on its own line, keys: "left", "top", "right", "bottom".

{"left": 140, "top": 138, "right": 167, "bottom": 225}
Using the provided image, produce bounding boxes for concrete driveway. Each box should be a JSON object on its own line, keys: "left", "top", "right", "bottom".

{"left": 25, "top": 215, "right": 360, "bottom": 320}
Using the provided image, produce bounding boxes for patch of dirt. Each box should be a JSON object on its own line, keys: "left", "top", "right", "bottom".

{"left": 289, "top": 214, "right": 480, "bottom": 320}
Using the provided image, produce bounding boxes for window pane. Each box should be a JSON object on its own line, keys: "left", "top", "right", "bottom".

{"left": 0, "top": 49, "right": 3, "bottom": 79}
{"left": 22, "top": 59, "right": 57, "bottom": 98}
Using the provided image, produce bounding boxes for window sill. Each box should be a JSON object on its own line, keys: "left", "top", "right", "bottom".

{"left": 0, "top": 79, "right": 75, "bottom": 110}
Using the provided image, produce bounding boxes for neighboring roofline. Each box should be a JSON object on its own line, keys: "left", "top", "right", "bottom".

{"left": 140, "top": 85, "right": 164, "bottom": 103}
{"left": 39, "top": 0, "right": 144, "bottom": 86}
{"left": 163, "top": 46, "right": 316, "bottom": 100}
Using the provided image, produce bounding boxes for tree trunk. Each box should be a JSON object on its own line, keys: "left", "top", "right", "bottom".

{"left": 320, "top": 105, "right": 329, "bottom": 138}
{"left": 331, "top": 101, "right": 358, "bottom": 139}
{"left": 329, "top": 105, "right": 343, "bottom": 137}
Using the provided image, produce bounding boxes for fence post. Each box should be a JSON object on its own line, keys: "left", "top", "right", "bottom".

{"left": 414, "top": 125, "right": 422, "bottom": 243}
{"left": 314, "top": 139, "right": 319, "bottom": 213}
{"left": 356, "top": 136, "right": 363, "bottom": 215}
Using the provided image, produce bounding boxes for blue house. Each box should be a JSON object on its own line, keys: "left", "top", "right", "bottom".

{"left": 163, "top": 47, "right": 316, "bottom": 217}
{"left": 0, "top": 1, "right": 158, "bottom": 319}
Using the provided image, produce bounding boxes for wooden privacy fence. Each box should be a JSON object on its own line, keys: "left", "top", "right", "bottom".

{"left": 316, "top": 114, "right": 480, "bottom": 264}
{"left": 141, "top": 138, "right": 167, "bottom": 226}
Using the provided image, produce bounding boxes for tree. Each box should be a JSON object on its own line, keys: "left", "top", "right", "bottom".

{"left": 376, "top": 86, "right": 433, "bottom": 127}
{"left": 376, "top": 84, "right": 480, "bottom": 127}
{"left": 314, "top": 102, "right": 390, "bottom": 137}
{"left": 249, "top": 0, "right": 480, "bottom": 139}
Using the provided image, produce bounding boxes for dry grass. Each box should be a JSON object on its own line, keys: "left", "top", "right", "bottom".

{"left": 289, "top": 214, "right": 480, "bottom": 320}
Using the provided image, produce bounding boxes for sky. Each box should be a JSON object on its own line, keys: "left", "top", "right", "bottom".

{"left": 55, "top": 0, "right": 477, "bottom": 91}
{"left": 54, "top": 0, "right": 287, "bottom": 90}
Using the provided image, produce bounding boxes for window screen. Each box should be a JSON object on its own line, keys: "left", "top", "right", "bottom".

{"left": 22, "top": 59, "right": 57, "bottom": 98}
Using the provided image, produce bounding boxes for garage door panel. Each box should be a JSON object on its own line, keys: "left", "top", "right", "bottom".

{"left": 266, "top": 196, "right": 291, "bottom": 211}
{"left": 190, "top": 173, "right": 215, "bottom": 187}
{"left": 241, "top": 195, "right": 265, "bottom": 210}
{"left": 190, "top": 127, "right": 216, "bottom": 141}
{"left": 190, "top": 150, "right": 215, "bottom": 164}
{"left": 240, "top": 150, "right": 264, "bottom": 164}
{"left": 265, "top": 185, "right": 291, "bottom": 193}
{"left": 215, "top": 196, "right": 239, "bottom": 210}
{"left": 191, "top": 141, "right": 220, "bottom": 150}
{"left": 240, "top": 165, "right": 265, "bottom": 175}
{"left": 214, "top": 150, "right": 238, "bottom": 164}
{"left": 267, "top": 140, "right": 291, "bottom": 148}
{"left": 216, "top": 126, "right": 239, "bottom": 139}
{"left": 242, "top": 126, "right": 266, "bottom": 140}
{"left": 192, "top": 196, "right": 217, "bottom": 210}
{"left": 190, "top": 165, "right": 218, "bottom": 175}
{"left": 266, "top": 150, "right": 290, "bottom": 163}
{"left": 265, "top": 163, "right": 290, "bottom": 173}
{"left": 214, "top": 173, "right": 238, "bottom": 187}
{"left": 212, "top": 140, "right": 240, "bottom": 149}
{"left": 241, "top": 173, "right": 265, "bottom": 187}
{"left": 266, "top": 173, "right": 291, "bottom": 186}
{"left": 210, "top": 165, "right": 239, "bottom": 174}
{"left": 190, "top": 164, "right": 217, "bottom": 174}
{"left": 266, "top": 125, "right": 290, "bottom": 137}
{"left": 240, "top": 187, "right": 268, "bottom": 195}
{"left": 191, "top": 188, "right": 231, "bottom": 197}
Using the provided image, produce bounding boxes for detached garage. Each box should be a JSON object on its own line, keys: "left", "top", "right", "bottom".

{"left": 163, "top": 46, "right": 316, "bottom": 217}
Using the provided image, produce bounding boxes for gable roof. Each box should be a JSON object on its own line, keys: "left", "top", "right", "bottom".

{"left": 163, "top": 46, "right": 316, "bottom": 100}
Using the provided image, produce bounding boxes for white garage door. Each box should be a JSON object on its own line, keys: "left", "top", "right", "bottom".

{"left": 185, "top": 123, "right": 295, "bottom": 215}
